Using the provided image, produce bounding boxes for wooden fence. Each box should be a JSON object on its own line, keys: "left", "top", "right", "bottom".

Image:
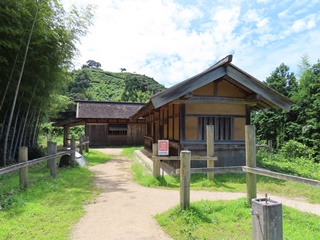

{"left": 177, "top": 125, "right": 320, "bottom": 209}
{"left": 0, "top": 136, "right": 90, "bottom": 189}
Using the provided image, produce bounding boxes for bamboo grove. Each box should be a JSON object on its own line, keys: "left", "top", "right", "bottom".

{"left": 0, "top": 0, "right": 93, "bottom": 166}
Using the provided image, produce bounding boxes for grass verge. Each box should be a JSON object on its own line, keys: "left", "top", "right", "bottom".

{"left": 131, "top": 162, "right": 320, "bottom": 204}
{"left": 155, "top": 198, "right": 320, "bottom": 240}
{"left": 0, "top": 149, "right": 110, "bottom": 240}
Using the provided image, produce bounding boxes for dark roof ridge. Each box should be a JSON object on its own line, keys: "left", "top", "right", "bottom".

{"left": 75, "top": 100, "right": 146, "bottom": 105}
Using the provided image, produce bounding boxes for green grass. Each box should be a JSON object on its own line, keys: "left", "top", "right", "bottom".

{"left": 155, "top": 198, "right": 320, "bottom": 240}
{"left": 0, "top": 149, "right": 111, "bottom": 240}
{"left": 131, "top": 162, "right": 320, "bottom": 203}
{"left": 121, "top": 146, "right": 144, "bottom": 158}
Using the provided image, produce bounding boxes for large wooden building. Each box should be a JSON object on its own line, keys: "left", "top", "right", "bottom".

{"left": 131, "top": 55, "right": 292, "bottom": 167}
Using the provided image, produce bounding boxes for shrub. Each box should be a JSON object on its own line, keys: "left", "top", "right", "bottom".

{"left": 280, "top": 140, "right": 313, "bottom": 159}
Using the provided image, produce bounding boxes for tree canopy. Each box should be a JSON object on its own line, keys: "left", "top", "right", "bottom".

{"left": 253, "top": 56, "right": 320, "bottom": 162}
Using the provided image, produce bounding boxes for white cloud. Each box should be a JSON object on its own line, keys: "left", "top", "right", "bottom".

{"left": 256, "top": 18, "right": 270, "bottom": 33}
{"left": 244, "top": 9, "right": 260, "bottom": 23}
{"left": 63, "top": 0, "right": 320, "bottom": 87}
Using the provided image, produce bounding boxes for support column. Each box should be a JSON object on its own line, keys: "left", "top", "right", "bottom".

{"left": 245, "top": 125, "right": 257, "bottom": 205}
{"left": 180, "top": 150, "right": 191, "bottom": 210}
{"left": 19, "top": 147, "right": 28, "bottom": 189}
{"left": 63, "top": 126, "right": 69, "bottom": 147}
{"left": 207, "top": 125, "right": 214, "bottom": 180}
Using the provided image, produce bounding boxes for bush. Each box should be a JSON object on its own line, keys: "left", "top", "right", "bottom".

{"left": 280, "top": 140, "right": 314, "bottom": 159}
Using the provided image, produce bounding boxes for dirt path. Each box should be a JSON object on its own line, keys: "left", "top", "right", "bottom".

{"left": 70, "top": 149, "right": 320, "bottom": 240}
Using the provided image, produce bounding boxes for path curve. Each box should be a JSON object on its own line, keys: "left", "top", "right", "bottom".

{"left": 70, "top": 149, "right": 320, "bottom": 240}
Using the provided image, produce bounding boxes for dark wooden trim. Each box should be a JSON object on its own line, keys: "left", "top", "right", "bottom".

{"left": 186, "top": 113, "right": 246, "bottom": 118}
{"left": 246, "top": 105, "right": 251, "bottom": 125}
{"left": 173, "top": 96, "right": 257, "bottom": 105}
{"left": 179, "top": 104, "right": 186, "bottom": 142}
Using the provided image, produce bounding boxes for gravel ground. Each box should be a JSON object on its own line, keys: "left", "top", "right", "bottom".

{"left": 70, "top": 148, "right": 320, "bottom": 240}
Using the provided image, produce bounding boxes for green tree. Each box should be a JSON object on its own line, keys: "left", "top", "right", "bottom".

{"left": 253, "top": 63, "right": 298, "bottom": 149}
{"left": 292, "top": 56, "right": 320, "bottom": 161}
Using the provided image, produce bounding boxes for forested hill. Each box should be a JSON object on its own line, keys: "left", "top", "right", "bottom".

{"left": 68, "top": 68, "right": 166, "bottom": 102}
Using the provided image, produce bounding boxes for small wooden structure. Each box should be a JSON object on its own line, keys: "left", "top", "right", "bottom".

{"left": 54, "top": 101, "right": 146, "bottom": 147}
{"left": 131, "top": 55, "right": 292, "bottom": 168}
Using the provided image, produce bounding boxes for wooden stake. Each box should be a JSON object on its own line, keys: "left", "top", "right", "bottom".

{"left": 71, "top": 136, "right": 76, "bottom": 165}
{"left": 19, "top": 147, "right": 28, "bottom": 189}
{"left": 245, "top": 125, "right": 257, "bottom": 205}
{"left": 180, "top": 150, "right": 191, "bottom": 210}
{"left": 152, "top": 143, "right": 160, "bottom": 177}
{"left": 48, "top": 141, "right": 57, "bottom": 178}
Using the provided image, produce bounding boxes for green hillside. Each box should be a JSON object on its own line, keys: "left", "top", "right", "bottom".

{"left": 68, "top": 68, "right": 166, "bottom": 102}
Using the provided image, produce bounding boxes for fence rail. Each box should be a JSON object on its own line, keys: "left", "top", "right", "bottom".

{"left": 242, "top": 166, "right": 320, "bottom": 188}
{"left": 0, "top": 136, "right": 90, "bottom": 189}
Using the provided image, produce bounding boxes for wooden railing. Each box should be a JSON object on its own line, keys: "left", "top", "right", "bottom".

{"left": 0, "top": 136, "right": 90, "bottom": 189}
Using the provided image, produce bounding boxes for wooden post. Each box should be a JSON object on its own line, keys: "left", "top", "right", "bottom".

{"left": 152, "top": 143, "right": 160, "bottom": 177}
{"left": 79, "top": 136, "right": 83, "bottom": 155}
{"left": 85, "top": 135, "right": 89, "bottom": 153}
{"left": 71, "top": 136, "right": 76, "bottom": 165}
{"left": 63, "top": 126, "right": 69, "bottom": 147}
{"left": 180, "top": 150, "right": 191, "bottom": 210}
{"left": 48, "top": 141, "right": 57, "bottom": 178}
{"left": 245, "top": 125, "right": 257, "bottom": 205}
{"left": 19, "top": 147, "right": 28, "bottom": 189}
{"left": 47, "top": 141, "right": 52, "bottom": 168}
{"left": 207, "top": 125, "right": 214, "bottom": 180}
{"left": 268, "top": 140, "right": 273, "bottom": 154}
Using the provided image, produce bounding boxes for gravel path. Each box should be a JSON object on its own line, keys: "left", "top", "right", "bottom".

{"left": 70, "top": 149, "right": 320, "bottom": 240}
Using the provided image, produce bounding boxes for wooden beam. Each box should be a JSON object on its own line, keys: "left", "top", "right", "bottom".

{"left": 227, "top": 65, "right": 292, "bottom": 111}
{"left": 152, "top": 156, "right": 218, "bottom": 161}
{"left": 176, "top": 166, "right": 243, "bottom": 174}
{"left": 242, "top": 166, "right": 320, "bottom": 188}
{"left": 173, "top": 96, "right": 257, "bottom": 106}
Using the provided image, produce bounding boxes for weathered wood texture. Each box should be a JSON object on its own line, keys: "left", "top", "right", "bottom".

{"left": 19, "top": 147, "right": 28, "bottom": 189}
{"left": 47, "top": 141, "right": 57, "bottom": 178}
{"left": 180, "top": 150, "right": 191, "bottom": 210}
{"left": 71, "top": 136, "right": 76, "bottom": 165}
{"left": 152, "top": 143, "right": 160, "bottom": 177}
{"left": 86, "top": 123, "right": 145, "bottom": 146}
{"left": 243, "top": 167, "right": 320, "bottom": 188}
{"left": 245, "top": 125, "right": 257, "bottom": 204}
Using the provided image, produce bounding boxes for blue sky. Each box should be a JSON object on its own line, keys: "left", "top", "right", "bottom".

{"left": 63, "top": 0, "right": 320, "bottom": 87}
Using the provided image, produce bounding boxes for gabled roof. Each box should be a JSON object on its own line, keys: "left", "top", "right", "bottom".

{"left": 131, "top": 55, "right": 292, "bottom": 119}
{"left": 76, "top": 101, "right": 145, "bottom": 119}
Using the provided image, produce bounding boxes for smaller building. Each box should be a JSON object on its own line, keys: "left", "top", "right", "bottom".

{"left": 55, "top": 101, "right": 146, "bottom": 147}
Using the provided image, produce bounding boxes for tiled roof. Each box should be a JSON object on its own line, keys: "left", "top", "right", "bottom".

{"left": 76, "top": 101, "right": 145, "bottom": 119}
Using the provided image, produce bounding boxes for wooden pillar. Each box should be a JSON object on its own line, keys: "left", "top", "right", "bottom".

{"left": 152, "top": 143, "right": 160, "bottom": 177}
{"left": 180, "top": 150, "right": 191, "bottom": 210}
{"left": 71, "top": 136, "right": 76, "bottom": 165}
{"left": 19, "top": 147, "right": 28, "bottom": 189}
{"left": 79, "top": 136, "right": 83, "bottom": 155}
{"left": 85, "top": 135, "right": 89, "bottom": 153}
{"left": 63, "top": 126, "right": 69, "bottom": 147}
{"left": 268, "top": 140, "right": 273, "bottom": 154}
{"left": 207, "top": 125, "right": 214, "bottom": 180}
{"left": 48, "top": 141, "right": 57, "bottom": 178}
{"left": 245, "top": 125, "right": 257, "bottom": 205}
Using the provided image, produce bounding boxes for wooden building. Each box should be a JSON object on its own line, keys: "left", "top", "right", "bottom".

{"left": 55, "top": 101, "right": 146, "bottom": 147}
{"left": 131, "top": 55, "right": 292, "bottom": 167}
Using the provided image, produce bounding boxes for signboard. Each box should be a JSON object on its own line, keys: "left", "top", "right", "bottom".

{"left": 158, "top": 140, "right": 169, "bottom": 156}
